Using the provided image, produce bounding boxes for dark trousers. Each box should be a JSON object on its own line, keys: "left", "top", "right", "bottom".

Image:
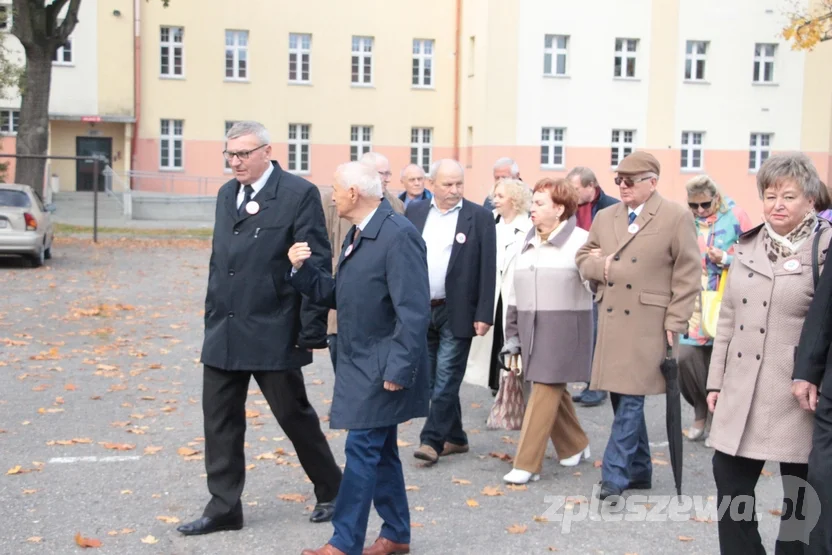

{"left": 712, "top": 450, "right": 809, "bottom": 555}
{"left": 202, "top": 365, "right": 342, "bottom": 517}
{"left": 601, "top": 393, "right": 652, "bottom": 490}
{"left": 330, "top": 426, "right": 410, "bottom": 555}
{"left": 327, "top": 333, "right": 338, "bottom": 371}
{"left": 419, "top": 303, "right": 473, "bottom": 453}
{"left": 808, "top": 393, "right": 832, "bottom": 555}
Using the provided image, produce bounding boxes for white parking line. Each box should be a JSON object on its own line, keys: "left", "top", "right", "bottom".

{"left": 48, "top": 456, "right": 142, "bottom": 464}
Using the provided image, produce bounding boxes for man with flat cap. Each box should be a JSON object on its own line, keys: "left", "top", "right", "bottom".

{"left": 576, "top": 151, "right": 700, "bottom": 500}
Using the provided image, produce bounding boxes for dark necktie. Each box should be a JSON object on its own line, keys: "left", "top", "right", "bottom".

{"left": 353, "top": 227, "right": 361, "bottom": 242}
{"left": 628, "top": 211, "right": 637, "bottom": 225}
{"left": 239, "top": 185, "right": 254, "bottom": 216}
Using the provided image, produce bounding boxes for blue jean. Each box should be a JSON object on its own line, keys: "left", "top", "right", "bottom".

{"left": 330, "top": 426, "right": 410, "bottom": 555}
{"left": 419, "top": 303, "right": 472, "bottom": 452}
{"left": 602, "top": 393, "right": 652, "bottom": 490}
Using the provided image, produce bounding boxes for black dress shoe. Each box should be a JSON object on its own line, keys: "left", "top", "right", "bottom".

{"left": 571, "top": 390, "right": 585, "bottom": 403}
{"left": 580, "top": 390, "right": 607, "bottom": 407}
{"left": 627, "top": 480, "right": 652, "bottom": 490}
{"left": 177, "top": 513, "right": 243, "bottom": 536}
{"left": 309, "top": 500, "right": 336, "bottom": 523}
{"left": 597, "top": 482, "right": 623, "bottom": 502}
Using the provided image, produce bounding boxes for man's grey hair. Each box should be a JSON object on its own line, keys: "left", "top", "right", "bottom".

{"left": 756, "top": 152, "right": 824, "bottom": 203}
{"left": 566, "top": 166, "right": 599, "bottom": 188}
{"left": 226, "top": 121, "right": 271, "bottom": 145}
{"left": 360, "top": 151, "right": 389, "bottom": 167}
{"left": 400, "top": 163, "right": 425, "bottom": 180}
{"left": 493, "top": 157, "right": 520, "bottom": 177}
{"left": 336, "top": 161, "right": 382, "bottom": 198}
{"left": 429, "top": 159, "right": 465, "bottom": 181}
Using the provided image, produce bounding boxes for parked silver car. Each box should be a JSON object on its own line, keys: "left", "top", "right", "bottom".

{"left": 0, "top": 184, "right": 55, "bottom": 267}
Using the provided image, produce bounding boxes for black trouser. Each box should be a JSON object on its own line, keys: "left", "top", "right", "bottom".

{"left": 202, "top": 365, "right": 342, "bottom": 517}
{"left": 712, "top": 450, "right": 808, "bottom": 555}
{"left": 327, "top": 334, "right": 337, "bottom": 372}
{"left": 807, "top": 393, "right": 832, "bottom": 555}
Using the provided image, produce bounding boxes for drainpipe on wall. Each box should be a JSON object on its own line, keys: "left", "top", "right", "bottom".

{"left": 453, "top": 0, "right": 462, "bottom": 162}
{"left": 130, "top": 0, "right": 141, "bottom": 191}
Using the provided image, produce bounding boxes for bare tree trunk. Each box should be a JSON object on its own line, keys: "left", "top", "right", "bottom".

{"left": 14, "top": 45, "right": 52, "bottom": 194}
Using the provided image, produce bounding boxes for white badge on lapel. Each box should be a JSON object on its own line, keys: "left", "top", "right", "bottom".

{"left": 456, "top": 233, "right": 467, "bottom": 244}
{"left": 783, "top": 259, "right": 800, "bottom": 272}
{"left": 344, "top": 245, "right": 354, "bottom": 258}
{"left": 245, "top": 201, "right": 260, "bottom": 215}
{"left": 628, "top": 223, "right": 639, "bottom": 234}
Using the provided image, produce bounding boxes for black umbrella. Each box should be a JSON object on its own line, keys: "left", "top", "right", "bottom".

{"left": 660, "top": 341, "right": 683, "bottom": 496}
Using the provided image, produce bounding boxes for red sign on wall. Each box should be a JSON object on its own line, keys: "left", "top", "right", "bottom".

{"left": 81, "top": 116, "right": 102, "bottom": 123}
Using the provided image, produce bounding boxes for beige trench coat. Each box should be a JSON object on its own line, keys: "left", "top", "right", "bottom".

{"left": 707, "top": 223, "right": 832, "bottom": 463}
{"left": 576, "top": 192, "right": 700, "bottom": 395}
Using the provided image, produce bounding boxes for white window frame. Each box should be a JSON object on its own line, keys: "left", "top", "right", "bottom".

{"left": 350, "top": 126, "right": 372, "bottom": 161}
{"left": 351, "top": 36, "right": 374, "bottom": 86}
{"left": 681, "top": 131, "right": 704, "bottom": 171}
{"left": 614, "top": 38, "right": 638, "bottom": 78}
{"left": 749, "top": 133, "right": 772, "bottom": 172}
{"left": 160, "top": 119, "right": 184, "bottom": 171}
{"left": 289, "top": 33, "right": 311, "bottom": 84}
{"left": 543, "top": 35, "right": 569, "bottom": 77}
{"left": 540, "top": 127, "right": 565, "bottom": 168}
{"left": 611, "top": 129, "right": 635, "bottom": 167}
{"left": 410, "top": 128, "right": 433, "bottom": 173}
{"left": 0, "top": 108, "right": 19, "bottom": 134}
{"left": 0, "top": 5, "right": 12, "bottom": 32}
{"left": 288, "top": 124, "right": 310, "bottom": 174}
{"left": 684, "top": 41, "right": 708, "bottom": 82}
{"left": 160, "top": 26, "right": 184, "bottom": 78}
{"left": 225, "top": 30, "right": 248, "bottom": 81}
{"left": 412, "top": 39, "right": 434, "bottom": 88}
{"left": 753, "top": 43, "right": 777, "bottom": 84}
{"left": 52, "top": 38, "right": 73, "bottom": 65}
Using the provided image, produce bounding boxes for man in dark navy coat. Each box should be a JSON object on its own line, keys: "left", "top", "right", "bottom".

{"left": 407, "top": 159, "right": 497, "bottom": 465}
{"left": 177, "top": 121, "right": 342, "bottom": 537}
{"left": 289, "top": 161, "right": 430, "bottom": 555}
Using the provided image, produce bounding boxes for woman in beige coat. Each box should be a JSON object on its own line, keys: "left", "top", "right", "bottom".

{"left": 707, "top": 153, "right": 831, "bottom": 555}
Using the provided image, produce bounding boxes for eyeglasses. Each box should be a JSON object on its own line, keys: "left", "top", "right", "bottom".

{"left": 222, "top": 144, "right": 267, "bottom": 162}
{"left": 688, "top": 201, "right": 713, "bottom": 211}
{"left": 614, "top": 176, "right": 653, "bottom": 187}
{"left": 378, "top": 171, "right": 392, "bottom": 178}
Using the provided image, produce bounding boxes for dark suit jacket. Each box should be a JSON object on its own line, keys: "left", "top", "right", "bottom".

{"left": 795, "top": 246, "right": 832, "bottom": 400}
{"left": 406, "top": 198, "right": 497, "bottom": 339}
{"left": 201, "top": 161, "right": 331, "bottom": 371}
{"left": 592, "top": 188, "right": 619, "bottom": 218}
{"left": 289, "top": 199, "right": 431, "bottom": 429}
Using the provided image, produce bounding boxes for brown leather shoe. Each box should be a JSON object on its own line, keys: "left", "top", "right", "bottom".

{"left": 440, "top": 442, "right": 469, "bottom": 456}
{"left": 301, "top": 544, "right": 347, "bottom": 555}
{"left": 362, "top": 536, "right": 411, "bottom": 555}
{"left": 413, "top": 444, "right": 438, "bottom": 464}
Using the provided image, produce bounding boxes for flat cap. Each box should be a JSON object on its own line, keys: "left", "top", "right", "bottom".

{"left": 616, "top": 151, "right": 660, "bottom": 177}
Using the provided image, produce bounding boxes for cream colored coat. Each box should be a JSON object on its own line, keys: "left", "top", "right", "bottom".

{"left": 464, "top": 212, "right": 532, "bottom": 387}
{"left": 576, "top": 193, "right": 701, "bottom": 395}
{"left": 707, "top": 223, "right": 832, "bottom": 463}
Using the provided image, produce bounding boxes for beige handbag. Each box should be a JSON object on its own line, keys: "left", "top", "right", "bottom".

{"left": 486, "top": 355, "right": 526, "bottom": 431}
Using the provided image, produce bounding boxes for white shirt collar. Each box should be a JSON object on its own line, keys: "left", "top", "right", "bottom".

{"left": 431, "top": 197, "right": 463, "bottom": 214}
{"left": 245, "top": 162, "right": 275, "bottom": 198}
{"left": 629, "top": 203, "right": 645, "bottom": 216}
{"left": 357, "top": 207, "right": 378, "bottom": 231}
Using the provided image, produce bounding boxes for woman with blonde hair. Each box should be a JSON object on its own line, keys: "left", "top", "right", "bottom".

{"left": 679, "top": 175, "right": 752, "bottom": 442}
{"left": 465, "top": 178, "right": 533, "bottom": 393}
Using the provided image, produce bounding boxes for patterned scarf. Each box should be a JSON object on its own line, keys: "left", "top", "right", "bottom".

{"left": 763, "top": 211, "right": 817, "bottom": 263}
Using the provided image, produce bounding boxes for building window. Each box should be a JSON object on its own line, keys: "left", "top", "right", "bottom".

{"left": 289, "top": 33, "right": 311, "bottom": 83}
{"left": 753, "top": 43, "right": 776, "bottom": 83}
{"left": 543, "top": 35, "right": 568, "bottom": 76}
{"left": 614, "top": 38, "right": 638, "bottom": 78}
{"left": 540, "top": 127, "right": 565, "bottom": 168}
{"left": 223, "top": 120, "right": 238, "bottom": 171}
{"left": 412, "top": 39, "right": 434, "bottom": 87}
{"left": 225, "top": 30, "right": 248, "bottom": 80}
{"left": 685, "top": 41, "right": 708, "bottom": 81}
{"left": 351, "top": 36, "right": 373, "bottom": 85}
{"left": 611, "top": 129, "right": 635, "bottom": 167}
{"left": 160, "top": 119, "right": 183, "bottom": 170}
{"left": 749, "top": 133, "right": 772, "bottom": 171}
{"left": 350, "top": 126, "right": 372, "bottom": 161}
{"left": 288, "top": 124, "right": 310, "bottom": 173}
{"left": 410, "top": 128, "right": 432, "bottom": 173}
{"left": 0, "top": 5, "right": 12, "bottom": 31}
{"left": 0, "top": 109, "right": 19, "bottom": 134}
{"left": 52, "top": 39, "right": 72, "bottom": 64}
{"left": 681, "top": 131, "right": 703, "bottom": 170}
{"left": 160, "top": 26, "right": 184, "bottom": 77}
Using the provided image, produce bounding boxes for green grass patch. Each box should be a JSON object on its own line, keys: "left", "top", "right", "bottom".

{"left": 55, "top": 223, "right": 213, "bottom": 238}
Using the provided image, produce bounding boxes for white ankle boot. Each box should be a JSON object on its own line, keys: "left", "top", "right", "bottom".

{"left": 559, "top": 446, "right": 591, "bottom": 467}
{"left": 503, "top": 468, "right": 540, "bottom": 484}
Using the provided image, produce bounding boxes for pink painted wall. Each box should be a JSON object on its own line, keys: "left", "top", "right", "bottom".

{"left": 0, "top": 136, "right": 17, "bottom": 183}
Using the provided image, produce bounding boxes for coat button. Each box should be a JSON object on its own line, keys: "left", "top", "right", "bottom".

{"left": 763, "top": 301, "right": 767, "bottom": 307}
{"left": 740, "top": 325, "right": 744, "bottom": 330}
{"left": 229, "top": 270, "right": 235, "bottom": 276}
{"left": 738, "top": 352, "right": 742, "bottom": 358}
{"left": 608, "top": 282, "right": 614, "bottom": 287}
{"left": 626, "top": 284, "right": 632, "bottom": 289}
{"left": 624, "top": 309, "right": 630, "bottom": 315}
{"left": 228, "top": 312, "right": 235, "bottom": 318}
{"left": 748, "top": 273, "right": 753, "bottom": 278}
{"left": 632, "top": 257, "right": 637, "bottom": 263}
{"left": 760, "top": 328, "right": 765, "bottom": 334}
{"left": 742, "top": 298, "right": 747, "bottom": 304}
{"left": 614, "top": 255, "right": 620, "bottom": 261}
{"left": 607, "top": 307, "right": 613, "bottom": 313}
{"left": 234, "top": 230, "right": 240, "bottom": 235}
{"left": 756, "top": 355, "right": 761, "bottom": 360}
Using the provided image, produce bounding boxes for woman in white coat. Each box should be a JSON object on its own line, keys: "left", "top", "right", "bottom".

{"left": 465, "top": 178, "right": 533, "bottom": 392}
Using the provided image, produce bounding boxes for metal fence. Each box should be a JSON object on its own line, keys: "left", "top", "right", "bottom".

{"left": 125, "top": 170, "right": 229, "bottom": 196}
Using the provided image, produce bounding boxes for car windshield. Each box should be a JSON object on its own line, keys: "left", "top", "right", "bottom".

{"left": 0, "top": 190, "right": 31, "bottom": 208}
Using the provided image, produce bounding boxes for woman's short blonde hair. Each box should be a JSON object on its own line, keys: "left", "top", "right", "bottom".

{"left": 491, "top": 178, "right": 532, "bottom": 214}
{"left": 686, "top": 175, "right": 728, "bottom": 213}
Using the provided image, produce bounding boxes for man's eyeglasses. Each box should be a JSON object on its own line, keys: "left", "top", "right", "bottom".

{"left": 378, "top": 171, "right": 392, "bottom": 178}
{"left": 614, "top": 176, "right": 653, "bottom": 187}
{"left": 688, "top": 201, "right": 713, "bottom": 210}
{"left": 223, "top": 144, "right": 267, "bottom": 162}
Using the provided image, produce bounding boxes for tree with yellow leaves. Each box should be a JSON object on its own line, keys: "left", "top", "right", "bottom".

{"left": 783, "top": 0, "right": 832, "bottom": 50}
